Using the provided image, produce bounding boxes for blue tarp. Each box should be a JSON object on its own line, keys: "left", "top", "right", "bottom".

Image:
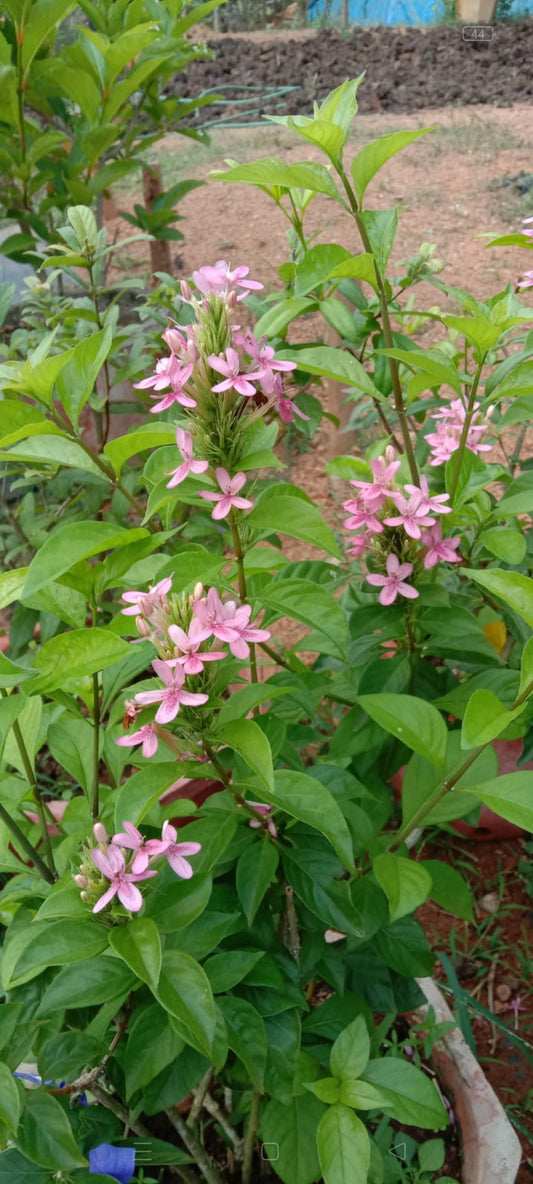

{"left": 311, "top": 0, "right": 533, "bottom": 24}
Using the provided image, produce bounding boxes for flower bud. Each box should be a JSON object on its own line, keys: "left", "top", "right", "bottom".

{"left": 80, "top": 891, "right": 89, "bottom": 903}
{"left": 181, "top": 280, "right": 192, "bottom": 301}
{"left": 385, "top": 444, "right": 396, "bottom": 463}
{"left": 193, "top": 582, "right": 204, "bottom": 600}
{"left": 93, "top": 822, "right": 108, "bottom": 845}
{"left": 227, "top": 290, "right": 237, "bottom": 310}
{"left": 486, "top": 405, "right": 495, "bottom": 421}
{"left": 74, "top": 874, "right": 88, "bottom": 889}
{"left": 163, "top": 327, "right": 184, "bottom": 354}
{"left": 136, "top": 615, "right": 152, "bottom": 638}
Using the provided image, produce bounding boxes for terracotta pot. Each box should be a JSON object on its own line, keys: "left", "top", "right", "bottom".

{"left": 414, "top": 978, "right": 521, "bottom": 1184}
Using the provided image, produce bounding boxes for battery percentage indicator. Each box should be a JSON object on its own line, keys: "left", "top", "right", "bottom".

{"left": 462, "top": 25, "right": 493, "bottom": 41}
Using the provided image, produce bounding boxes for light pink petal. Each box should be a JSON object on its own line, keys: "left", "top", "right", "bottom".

{"left": 178, "top": 691, "right": 209, "bottom": 707}
{"left": 366, "top": 574, "right": 387, "bottom": 587}
{"left": 380, "top": 585, "right": 398, "bottom": 606}
{"left": 215, "top": 467, "right": 231, "bottom": 493}
{"left": 212, "top": 498, "right": 232, "bottom": 520}
{"left": 398, "top": 583, "right": 419, "bottom": 600}
{"left": 93, "top": 883, "right": 119, "bottom": 913}
{"left": 231, "top": 496, "right": 253, "bottom": 511}
{"left": 167, "top": 852, "right": 194, "bottom": 879}
{"left": 117, "top": 880, "right": 144, "bottom": 912}
{"left": 131, "top": 850, "right": 150, "bottom": 873}
{"left": 134, "top": 689, "right": 164, "bottom": 706}
{"left": 144, "top": 839, "right": 170, "bottom": 856}
{"left": 168, "top": 624, "right": 190, "bottom": 651}
{"left": 155, "top": 693, "right": 182, "bottom": 724}
{"left": 162, "top": 821, "right": 178, "bottom": 844}
{"left": 167, "top": 462, "right": 190, "bottom": 488}
{"left": 176, "top": 426, "right": 192, "bottom": 458}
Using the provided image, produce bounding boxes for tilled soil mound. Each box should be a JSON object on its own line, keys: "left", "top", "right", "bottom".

{"left": 174, "top": 21, "right": 533, "bottom": 124}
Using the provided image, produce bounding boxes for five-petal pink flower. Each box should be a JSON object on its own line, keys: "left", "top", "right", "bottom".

{"left": 166, "top": 427, "right": 209, "bottom": 488}
{"left": 116, "top": 723, "right": 159, "bottom": 759}
{"left": 134, "top": 659, "right": 209, "bottom": 724}
{"left": 91, "top": 844, "right": 156, "bottom": 913}
{"left": 248, "top": 802, "right": 277, "bottom": 838}
{"left": 112, "top": 820, "right": 169, "bottom": 874}
{"left": 224, "top": 604, "right": 271, "bottom": 659}
{"left": 168, "top": 618, "right": 226, "bottom": 674}
{"left": 421, "top": 523, "right": 461, "bottom": 569}
{"left": 199, "top": 468, "right": 253, "bottom": 520}
{"left": 159, "top": 821, "right": 201, "bottom": 879}
{"left": 367, "top": 553, "right": 419, "bottom": 606}
{"left": 192, "top": 261, "right": 263, "bottom": 301}
{"left": 208, "top": 347, "right": 263, "bottom": 399}
{"left": 121, "top": 578, "right": 172, "bottom": 618}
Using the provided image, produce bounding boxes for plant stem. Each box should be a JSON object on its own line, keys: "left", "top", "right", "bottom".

{"left": 166, "top": 1107, "right": 224, "bottom": 1184}
{"left": 87, "top": 262, "right": 112, "bottom": 448}
{"left": 241, "top": 1088, "right": 261, "bottom": 1184}
{"left": 1, "top": 692, "right": 57, "bottom": 880}
{"left": 389, "top": 678, "right": 533, "bottom": 850}
{"left": 0, "top": 799, "right": 55, "bottom": 884}
{"left": 187, "top": 1068, "right": 213, "bottom": 1127}
{"left": 92, "top": 672, "right": 100, "bottom": 820}
{"left": 202, "top": 740, "right": 230, "bottom": 785}
{"left": 230, "top": 513, "right": 258, "bottom": 689}
{"left": 448, "top": 360, "right": 484, "bottom": 503}
{"left": 337, "top": 169, "right": 419, "bottom": 483}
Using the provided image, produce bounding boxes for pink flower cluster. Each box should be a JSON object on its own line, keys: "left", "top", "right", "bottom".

{"left": 518, "top": 216, "right": 533, "bottom": 289}
{"left": 342, "top": 453, "right": 461, "bottom": 605}
{"left": 81, "top": 821, "right": 201, "bottom": 914}
{"left": 426, "top": 399, "right": 492, "bottom": 467}
{"left": 118, "top": 580, "right": 271, "bottom": 753}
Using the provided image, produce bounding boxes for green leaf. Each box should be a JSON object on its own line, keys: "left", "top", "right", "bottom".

{"left": 15, "top": 1090, "right": 87, "bottom": 1170}
{"left": 143, "top": 871, "right": 212, "bottom": 935}
{"left": 109, "top": 918, "right": 161, "bottom": 989}
{"left": 0, "top": 651, "right": 37, "bottom": 690}
{"left": 260, "top": 1094, "right": 325, "bottom": 1184}
{"left": 284, "top": 116, "right": 346, "bottom": 164}
{"left": 460, "top": 772, "right": 533, "bottom": 832}
{"left": 23, "top": 522, "right": 150, "bottom": 598}
{"left": 28, "top": 629, "right": 131, "bottom": 695}
{"left": 373, "top": 918, "right": 434, "bottom": 978}
{"left": 217, "top": 996, "right": 268, "bottom": 1091}
{"left": 520, "top": 636, "right": 533, "bottom": 698}
{"left": 155, "top": 950, "right": 216, "bottom": 1059}
{"left": 261, "top": 579, "right": 348, "bottom": 661}
{"left": 211, "top": 156, "right": 341, "bottom": 199}
{"left": 0, "top": 1062, "right": 21, "bottom": 1132}
{"left": 358, "top": 693, "right": 447, "bottom": 770}
{"left": 461, "top": 688, "right": 526, "bottom": 749}
{"left": 2, "top": 920, "right": 109, "bottom": 991}
{"left": 113, "top": 763, "right": 187, "bottom": 832}
{"left": 255, "top": 296, "right": 318, "bottom": 339}
{"left": 351, "top": 127, "right": 433, "bottom": 204}
{"left": 360, "top": 1058, "right": 448, "bottom": 1128}
{"left": 0, "top": 567, "right": 27, "bottom": 610}
{"left": 38, "top": 1031, "right": 105, "bottom": 1082}
{"left": 38, "top": 954, "right": 136, "bottom": 1014}
{"left": 124, "top": 1004, "right": 183, "bottom": 1099}
{"left": 56, "top": 326, "right": 113, "bottom": 426}
{"left": 249, "top": 492, "right": 341, "bottom": 558}
{"left": 465, "top": 567, "right": 533, "bottom": 630}
{"left": 316, "top": 77, "right": 365, "bottom": 137}
{"left": 481, "top": 528, "right": 526, "bottom": 565}
{"left": 215, "top": 718, "right": 274, "bottom": 794}
{"left": 204, "top": 949, "right": 265, "bottom": 993}
{"left": 294, "top": 243, "right": 352, "bottom": 297}
{"left": 104, "top": 423, "right": 177, "bottom": 478}
{"left": 373, "top": 854, "right": 432, "bottom": 924}
{"left": 47, "top": 718, "right": 95, "bottom": 793}
{"left": 0, "top": 1003, "right": 23, "bottom": 1053}
{"left": 359, "top": 208, "right": 399, "bottom": 274}
{"left": 337, "top": 1080, "right": 387, "bottom": 1109}
{"left": 306, "top": 1078, "right": 340, "bottom": 1104}
{"left": 330, "top": 1016, "right": 370, "bottom": 1082}
{"left": 401, "top": 731, "right": 498, "bottom": 827}
{"left": 237, "top": 839, "right": 279, "bottom": 925}
{"left": 22, "top": 0, "right": 75, "bottom": 71}
{"left": 275, "top": 345, "right": 380, "bottom": 400}
{"left": 419, "top": 861, "right": 474, "bottom": 922}
{"left": 317, "top": 1103, "right": 370, "bottom": 1184}
{"left": 263, "top": 770, "right": 354, "bottom": 870}
{"left": 217, "top": 683, "right": 292, "bottom": 725}
{"left": 3, "top": 435, "right": 104, "bottom": 478}
{"left": 418, "top": 1140, "right": 445, "bottom": 1173}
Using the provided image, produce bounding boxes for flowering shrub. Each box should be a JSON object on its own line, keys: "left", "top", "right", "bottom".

{"left": 0, "top": 78, "right": 533, "bottom": 1184}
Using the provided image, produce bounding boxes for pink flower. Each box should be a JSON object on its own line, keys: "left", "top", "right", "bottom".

{"left": 366, "top": 553, "right": 419, "bottom": 606}
{"left": 199, "top": 468, "right": 253, "bottom": 520}
{"left": 349, "top": 455, "right": 401, "bottom": 510}
{"left": 193, "top": 588, "right": 241, "bottom": 643}
{"left": 346, "top": 531, "right": 374, "bottom": 559}
{"left": 91, "top": 844, "right": 156, "bottom": 913}
{"left": 192, "top": 261, "right": 263, "bottom": 301}
{"left": 135, "top": 355, "right": 196, "bottom": 412}
{"left": 166, "top": 427, "right": 209, "bottom": 488}
{"left": 168, "top": 618, "right": 226, "bottom": 674}
{"left": 400, "top": 476, "right": 451, "bottom": 516}
{"left": 248, "top": 802, "right": 277, "bottom": 838}
{"left": 224, "top": 604, "right": 271, "bottom": 659}
{"left": 343, "top": 498, "right": 384, "bottom": 534}
{"left": 134, "top": 660, "right": 209, "bottom": 724}
{"left": 159, "top": 821, "right": 201, "bottom": 878}
{"left": 23, "top": 799, "right": 67, "bottom": 835}
{"left": 260, "top": 368, "right": 308, "bottom": 423}
{"left": 239, "top": 330, "right": 297, "bottom": 381}
{"left": 116, "top": 723, "right": 159, "bottom": 759}
{"left": 112, "top": 820, "right": 169, "bottom": 873}
{"left": 518, "top": 270, "right": 533, "bottom": 289}
{"left": 420, "top": 523, "right": 461, "bottom": 569}
{"left": 383, "top": 491, "right": 435, "bottom": 540}
{"left": 521, "top": 216, "right": 533, "bottom": 239}
{"left": 426, "top": 399, "right": 491, "bottom": 466}
{"left": 208, "top": 347, "right": 263, "bottom": 399}
{"left": 121, "top": 577, "right": 172, "bottom": 618}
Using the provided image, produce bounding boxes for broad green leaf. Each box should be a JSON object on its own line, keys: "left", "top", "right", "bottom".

{"left": 3, "top": 435, "right": 104, "bottom": 477}
{"left": 217, "top": 683, "right": 292, "bottom": 725}
{"left": 104, "top": 423, "right": 177, "bottom": 477}
{"left": 204, "top": 949, "right": 265, "bottom": 993}
{"left": 47, "top": 718, "right": 95, "bottom": 793}
{"left": 317, "top": 1103, "right": 370, "bottom": 1184}
{"left": 0, "top": 651, "right": 37, "bottom": 690}
{"left": 0, "top": 1062, "right": 21, "bottom": 1132}
{"left": 373, "top": 917, "right": 434, "bottom": 978}
{"left": 28, "top": 629, "right": 131, "bottom": 695}
{"left": 144, "top": 872, "right": 212, "bottom": 935}
{"left": 351, "top": 127, "right": 433, "bottom": 204}
{"left": 21, "top": 0, "right": 75, "bottom": 71}
{"left": 261, "top": 579, "right": 347, "bottom": 660}
{"left": 124, "top": 1004, "right": 183, "bottom": 1099}
{"left": 215, "top": 718, "right": 274, "bottom": 794}
{"left": 24, "top": 522, "right": 150, "bottom": 597}
{"left": 217, "top": 996, "right": 268, "bottom": 1091}
{"left": 461, "top": 688, "right": 526, "bottom": 749}
{"left": 359, "top": 207, "right": 399, "bottom": 274}
{"left": 283, "top": 116, "right": 346, "bottom": 164}
{"left": 211, "top": 157, "right": 341, "bottom": 199}
{"left": 0, "top": 1149, "right": 49, "bottom": 1184}
{"left": 420, "top": 861, "right": 474, "bottom": 922}
{"left": 38, "top": 955, "right": 136, "bottom": 1014}
{"left": 358, "top": 693, "right": 447, "bottom": 770}
{"left": 460, "top": 772, "right": 533, "bottom": 832}
{"left": 275, "top": 345, "right": 380, "bottom": 400}
{"left": 317, "top": 77, "right": 365, "bottom": 137}
{"left": 56, "top": 326, "right": 113, "bottom": 426}
{"left": 338, "top": 1080, "right": 387, "bottom": 1109}
{"left": 401, "top": 731, "right": 498, "bottom": 827}
{"left": 155, "top": 950, "right": 216, "bottom": 1059}
{"left": 262, "top": 770, "right": 354, "bottom": 870}
{"left": 373, "top": 854, "right": 432, "bottom": 923}
{"left": 254, "top": 297, "right": 317, "bottom": 338}
{"left": 237, "top": 840, "right": 279, "bottom": 925}
{"left": 481, "top": 528, "right": 526, "bottom": 565}
{"left": 0, "top": 567, "right": 27, "bottom": 610}
{"left": 2, "top": 920, "right": 108, "bottom": 990}
{"left": 306, "top": 1078, "right": 340, "bottom": 1104}
{"left": 520, "top": 636, "right": 533, "bottom": 697}
{"left": 260, "top": 1094, "right": 325, "bottom": 1184}
{"left": 0, "top": 1003, "right": 23, "bottom": 1053}
{"left": 15, "top": 1091, "right": 87, "bottom": 1170}
{"left": 113, "top": 763, "right": 189, "bottom": 832}
{"left": 330, "top": 1016, "right": 370, "bottom": 1082}
{"left": 249, "top": 492, "right": 341, "bottom": 558}
{"left": 38, "top": 1031, "right": 105, "bottom": 1083}
{"left": 360, "top": 1059, "right": 448, "bottom": 1128}
{"left": 465, "top": 567, "right": 533, "bottom": 630}
{"left": 3, "top": 694, "right": 41, "bottom": 777}
{"left": 294, "top": 243, "right": 352, "bottom": 297}
{"left": 109, "top": 918, "right": 161, "bottom": 989}
{"left": 375, "top": 347, "right": 461, "bottom": 395}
